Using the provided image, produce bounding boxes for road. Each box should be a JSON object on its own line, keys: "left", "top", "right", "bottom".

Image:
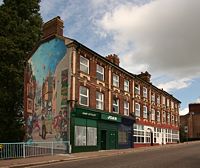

{"left": 32, "top": 142, "right": 200, "bottom": 168}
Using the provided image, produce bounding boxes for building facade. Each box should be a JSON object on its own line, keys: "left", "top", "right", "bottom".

{"left": 180, "top": 103, "right": 200, "bottom": 139}
{"left": 24, "top": 17, "right": 180, "bottom": 153}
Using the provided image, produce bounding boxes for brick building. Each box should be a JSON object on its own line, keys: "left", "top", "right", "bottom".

{"left": 180, "top": 103, "right": 200, "bottom": 139}
{"left": 24, "top": 17, "right": 180, "bottom": 153}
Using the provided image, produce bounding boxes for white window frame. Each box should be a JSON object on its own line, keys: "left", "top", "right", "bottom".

{"left": 171, "top": 115, "right": 174, "bottom": 125}
{"left": 151, "top": 93, "right": 155, "bottom": 102}
{"left": 157, "top": 96, "right": 160, "bottom": 104}
{"left": 80, "top": 56, "right": 89, "bottom": 74}
{"left": 157, "top": 111, "right": 160, "bottom": 122}
{"left": 171, "top": 101, "right": 174, "bottom": 109}
{"left": 133, "top": 124, "right": 144, "bottom": 143}
{"left": 135, "top": 84, "right": 140, "bottom": 95}
{"left": 167, "top": 113, "right": 170, "bottom": 124}
{"left": 79, "top": 86, "right": 89, "bottom": 106}
{"left": 124, "top": 80, "right": 129, "bottom": 92}
{"left": 113, "top": 97, "right": 119, "bottom": 113}
{"left": 151, "top": 109, "right": 155, "bottom": 121}
{"left": 96, "top": 64, "right": 104, "bottom": 81}
{"left": 113, "top": 74, "right": 119, "bottom": 87}
{"left": 135, "top": 103, "right": 140, "bottom": 117}
{"left": 124, "top": 101, "right": 129, "bottom": 116}
{"left": 162, "top": 111, "right": 166, "bottom": 123}
{"left": 143, "top": 87, "right": 147, "bottom": 98}
{"left": 167, "top": 99, "right": 170, "bottom": 107}
{"left": 162, "top": 96, "right": 166, "bottom": 105}
{"left": 143, "top": 105, "right": 147, "bottom": 119}
{"left": 96, "top": 91, "right": 104, "bottom": 110}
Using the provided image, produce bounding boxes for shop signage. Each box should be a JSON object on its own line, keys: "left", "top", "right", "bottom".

{"left": 101, "top": 113, "right": 121, "bottom": 122}
{"left": 82, "top": 112, "right": 97, "bottom": 117}
{"left": 75, "top": 110, "right": 99, "bottom": 119}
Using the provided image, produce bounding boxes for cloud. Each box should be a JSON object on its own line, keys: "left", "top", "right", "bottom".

{"left": 97, "top": 0, "right": 200, "bottom": 84}
{"left": 180, "top": 107, "right": 188, "bottom": 116}
{"left": 157, "top": 78, "right": 192, "bottom": 92}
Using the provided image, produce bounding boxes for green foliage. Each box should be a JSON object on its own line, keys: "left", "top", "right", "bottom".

{"left": 0, "top": 0, "right": 42, "bottom": 142}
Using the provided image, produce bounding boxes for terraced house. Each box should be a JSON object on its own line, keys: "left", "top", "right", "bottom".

{"left": 24, "top": 17, "right": 180, "bottom": 153}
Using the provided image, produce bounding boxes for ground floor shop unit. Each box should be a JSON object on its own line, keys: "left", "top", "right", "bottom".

{"left": 133, "top": 123, "right": 180, "bottom": 148}
{"left": 70, "top": 106, "right": 134, "bottom": 153}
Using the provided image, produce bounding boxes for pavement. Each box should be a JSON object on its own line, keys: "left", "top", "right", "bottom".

{"left": 0, "top": 142, "right": 198, "bottom": 168}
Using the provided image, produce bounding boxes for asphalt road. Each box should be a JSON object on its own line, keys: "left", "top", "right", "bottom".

{"left": 33, "top": 142, "right": 200, "bottom": 168}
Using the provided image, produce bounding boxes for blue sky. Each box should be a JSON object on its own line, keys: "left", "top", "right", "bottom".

{"left": 1, "top": 0, "right": 200, "bottom": 115}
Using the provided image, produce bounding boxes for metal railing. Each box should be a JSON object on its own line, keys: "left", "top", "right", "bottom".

{"left": 0, "top": 141, "right": 70, "bottom": 160}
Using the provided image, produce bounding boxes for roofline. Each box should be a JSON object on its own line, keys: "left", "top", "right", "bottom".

{"left": 67, "top": 39, "right": 181, "bottom": 103}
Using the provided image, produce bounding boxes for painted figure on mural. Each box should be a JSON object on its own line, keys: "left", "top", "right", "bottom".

{"left": 62, "top": 119, "right": 68, "bottom": 141}
{"left": 53, "top": 111, "right": 67, "bottom": 141}
{"left": 41, "top": 115, "right": 46, "bottom": 139}
{"left": 26, "top": 114, "right": 33, "bottom": 142}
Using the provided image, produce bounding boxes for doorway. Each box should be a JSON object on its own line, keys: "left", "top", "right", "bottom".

{"left": 100, "top": 130, "right": 107, "bottom": 150}
{"left": 109, "top": 130, "right": 117, "bottom": 149}
{"left": 150, "top": 132, "right": 153, "bottom": 146}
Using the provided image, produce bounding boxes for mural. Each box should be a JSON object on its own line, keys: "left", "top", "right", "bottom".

{"left": 25, "top": 38, "right": 68, "bottom": 143}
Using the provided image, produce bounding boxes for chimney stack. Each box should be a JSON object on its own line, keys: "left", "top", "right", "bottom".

{"left": 106, "top": 54, "right": 120, "bottom": 66}
{"left": 137, "top": 71, "right": 151, "bottom": 83}
{"left": 42, "top": 16, "right": 64, "bottom": 39}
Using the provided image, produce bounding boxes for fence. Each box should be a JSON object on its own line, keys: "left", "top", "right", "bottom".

{"left": 0, "top": 141, "right": 70, "bottom": 160}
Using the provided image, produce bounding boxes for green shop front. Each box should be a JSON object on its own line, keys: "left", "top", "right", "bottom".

{"left": 70, "top": 106, "right": 122, "bottom": 153}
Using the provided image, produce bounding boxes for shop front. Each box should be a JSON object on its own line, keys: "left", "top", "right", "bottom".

{"left": 118, "top": 116, "right": 134, "bottom": 149}
{"left": 70, "top": 106, "right": 122, "bottom": 153}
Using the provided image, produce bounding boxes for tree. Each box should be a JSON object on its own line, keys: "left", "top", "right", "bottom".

{"left": 0, "top": 0, "right": 42, "bottom": 142}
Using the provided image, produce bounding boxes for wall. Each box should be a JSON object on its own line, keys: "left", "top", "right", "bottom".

{"left": 24, "top": 37, "right": 69, "bottom": 143}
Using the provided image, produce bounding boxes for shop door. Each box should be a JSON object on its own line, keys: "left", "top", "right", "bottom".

{"left": 109, "top": 131, "right": 117, "bottom": 149}
{"left": 151, "top": 132, "right": 153, "bottom": 146}
{"left": 100, "top": 130, "right": 107, "bottom": 150}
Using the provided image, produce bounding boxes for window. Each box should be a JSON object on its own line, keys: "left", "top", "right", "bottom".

{"left": 162, "top": 96, "right": 166, "bottom": 105}
{"left": 87, "top": 127, "right": 97, "bottom": 146}
{"left": 75, "top": 126, "right": 86, "bottom": 146}
{"left": 175, "top": 116, "right": 178, "bottom": 125}
{"left": 133, "top": 124, "right": 144, "bottom": 143}
{"left": 167, "top": 99, "right": 170, "bottom": 107}
{"left": 135, "top": 84, "right": 140, "bottom": 95}
{"left": 135, "top": 103, "right": 140, "bottom": 117}
{"left": 151, "top": 109, "right": 155, "bottom": 121}
{"left": 167, "top": 113, "right": 170, "bottom": 124}
{"left": 124, "top": 101, "right": 129, "bottom": 116}
{"left": 118, "top": 125, "right": 130, "bottom": 144}
{"left": 143, "top": 106, "right": 147, "bottom": 119}
{"left": 113, "top": 74, "right": 119, "bottom": 87}
{"left": 113, "top": 97, "right": 119, "bottom": 113}
{"left": 80, "top": 56, "right": 89, "bottom": 74}
{"left": 79, "top": 86, "right": 89, "bottom": 106}
{"left": 171, "top": 101, "right": 174, "bottom": 109}
{"left": 96, "top": 64, "right": 104, "bottom": 81}
{"left": 146, "top": 131, "right": 151, "bottom": 143}
{"left": 143, "top": 87, "right": 147, "bottom": 98}
{"left": 151, "top": 93, "right": 155, "bottom": 102}
{"left": 157, "top": 111, "right": 160, "bottom": 122}
{"left": 157, "top": 96, "right": 160, "bottom": 104}
{"left": 171, "top": 115, "right": 174, "bottom": 125}
{"left": 75, "top": 126, "right": 97, "bottom": 146}
{"left": 162, "top": 111, "right": 166, "bottom": 123}
{"left": 124, "top": 80, "right": 129, "bottom": 92}
{"left": 96, "top": 92, "right": 104, "bottom": 110}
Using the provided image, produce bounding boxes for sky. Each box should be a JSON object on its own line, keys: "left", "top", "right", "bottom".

{"left": 1, "top": 0, "right": 200, "bottom": 115}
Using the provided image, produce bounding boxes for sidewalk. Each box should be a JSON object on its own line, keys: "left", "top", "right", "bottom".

{"left": 0, "top": 142, "right": 198, "bottom": 168}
